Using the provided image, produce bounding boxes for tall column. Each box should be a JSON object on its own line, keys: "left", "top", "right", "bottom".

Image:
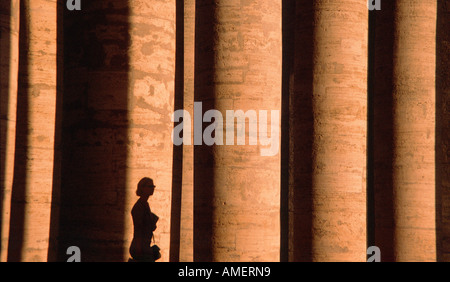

{"left": 179, "top": 0, "right": 195, "bottom": 262}
{"left": 194, "top": 0, "right": 282, "bottom": 261}
{"left": 290, "top": 0, "right": 368, "bottom": 261}
{"left": 0, "top": 0, "right": 20, "bottom": 262}
{"left": 7, "top": 0, "right": 57, "bottom": 261}
{"left": 126, "top": 0, "right": 176, "bottom": 262}
{"left": 373, "top": 0, "right": 437, "bottom": 262}
{"left": 437, "top": 0, "right": 450, "bottom": 262}
{"left": 61, "top": 0, "right": 175, "bottom": 261}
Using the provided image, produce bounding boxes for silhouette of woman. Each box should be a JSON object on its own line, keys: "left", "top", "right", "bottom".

{"left": 129, "top": 177, "right": 160, "bottom": 262}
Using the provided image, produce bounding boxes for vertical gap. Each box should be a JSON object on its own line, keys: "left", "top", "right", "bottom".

{"left": 291, "top": 0, "right": 315, "bottom": 262}
{"left": 280, "top": 0, "right": 294, "bottom": 262}
{"left": 435, "top": 0, "right": 440, "bottom": 261}
{"left": 170, "top": 0, "right": 185, "bottom": 263}
{"left": 59, "top": 1, "right": 130, "bottom": 261}
{"left": 372, "top": 1, "right": 396, "bottom": 261}
{"left": 193, "top": 0, "right": 216, "bottom": 262}
{"left": 367, "top": 8, "right": 376, "bottom": 251}
{"left": 436, "top": 0, "right": 448, "bottom": 262}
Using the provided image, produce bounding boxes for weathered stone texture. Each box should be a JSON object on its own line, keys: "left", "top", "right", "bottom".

{"left": 179, "top": 0, "right": 195, "bottom": 262}
{"left": 373, "top": 0, "right": 437, "bottom": 262}
{"left": 1, "top": 0, "right": 448, "bottom": 262}
{"left": 0, "top": 0, "right": 19, "bottom": 262}
{"left": 126, "top": 0, "right": 176, "bottom": 262}
{"left": 290, "top": 0, "right": 368, "bottom": 262}
{"left": 194, "top": 0, "right": 282, "bottom": 262}
{"left": 60, "top": 0, "right": 175, "bottom": 262}
{"left": 7, "top": 0, "right": 57, "bottom": 262}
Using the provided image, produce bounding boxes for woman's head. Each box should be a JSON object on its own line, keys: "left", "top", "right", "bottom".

{"left": 136, "top": 177, "right": 156, "bottom": 197}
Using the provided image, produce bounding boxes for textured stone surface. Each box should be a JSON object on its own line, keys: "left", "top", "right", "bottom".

{"left": 125, "top": 0, "right": 176, "bottom": 262}
{"left": 60, "top": 0, "right": 175, "bottom": 262}
{"left": 179, "top": 0, "right": 195, "bottom": 262}
{"left": 0, "top": 0, "right": 19, "bottom": 262}
{"left": 194, "top": 0, "right": 282, "bottom": 261}
{"left": 1, "top": 0, "right": 448, "bottom": 262}
{"left": 373, "top": 0, "right": 437, "bottom": 262}
{"left": 290, "top": 0, "right": 368, "bottom": 261}
{"left": 6, "top": 0, "right": 57, "bottom": 262}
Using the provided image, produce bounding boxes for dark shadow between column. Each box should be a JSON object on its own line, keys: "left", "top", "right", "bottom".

{"left": 289, "top": 0, "right": 315, "bottom": 262}
{"left": 436, "top": 0, "right": 450, "bottom": 262}
{"left": 372, "top": 2, "right": 396, "bottom": 262}
{"left": 280, "top": 0, "right": 294, "bottom": 263}
{"left": 193, "top": 0, "right": 216, "bottom": 262}
{"left": 169, "top": 0, "right": 185, "bottom": 263}
{"left": 57, "top": 0, "right": 130, "bottom": 262}
{"left": 366, "top": 8, "right": 376, "bottom": 253}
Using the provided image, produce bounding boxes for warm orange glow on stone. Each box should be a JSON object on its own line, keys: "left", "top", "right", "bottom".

{"left": 290, "top": 0, "right": 368, "bottom": 262}
{"left": 0, "top": 0, "right": 448, "bottom": 262}
{"left": 373, "top": 0, "right": 437, "bottom": 262}
{"left": 193, "top": 0, "right": 282, "bottom": 262}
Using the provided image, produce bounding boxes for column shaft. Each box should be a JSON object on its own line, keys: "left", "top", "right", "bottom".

{"left": 61, "top": 0, "right": 175, "bottom": 261}
{"left": 291, "top": 0, "right": 368, "bottom": 261}
{"left": 179, "top": 0, "right": 195, "bottom": 262}
{"left": 126, "top": 0, "right": 176, "bottom": 262}
{"left": 7, "top": 0, "right": 57, "bottom": 261}
{"left": 0, "top": 0, "right": 20, "bottom": 262}
{"left": 374, "top": 0, "right": 437, "bottom": 261}
{"left": 194, "top": 0, "right": 282, "bottom": 261}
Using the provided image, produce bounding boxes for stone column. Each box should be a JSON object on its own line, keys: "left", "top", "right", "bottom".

{"left": 0, "top": 0, "right": 19, "bottom": 262}
{"left": 60, "top": 0, "right": 175, "bottom": 261}
{"left": 290, "top": 0, "right": 368, "bottom": 261}
{"left": 194, "top": 0, "right": 282, "bottom": 261}
{"left": 125, "top": 0, "right": 176, "bottom": 262}
{"left": 373, "top": 0, "right": 437, "bottom": 262}
{"left": 179, "top": 0, "right": 195, "bottom": 262}
{"left": 7, "top": 0, "right": 57, "bottom": 262}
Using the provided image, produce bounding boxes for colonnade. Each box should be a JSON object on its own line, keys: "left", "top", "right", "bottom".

{"left": 0, "top": 0, "right": 447, "bottom": 262}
